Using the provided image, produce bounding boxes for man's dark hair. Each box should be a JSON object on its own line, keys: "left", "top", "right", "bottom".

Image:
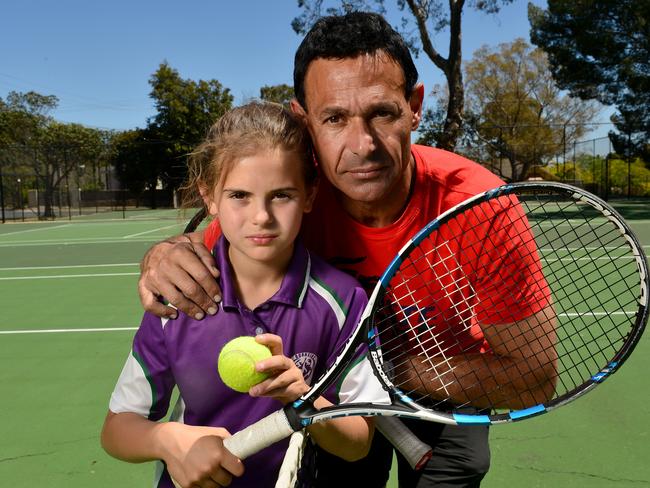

{"left": 293, "top": 11, "right": 419, "bottom": 109}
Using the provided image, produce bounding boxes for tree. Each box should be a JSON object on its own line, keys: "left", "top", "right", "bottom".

{"left": 147, "top": 62, "right": 234, "bottom": 188}
{"left": 35, "top": 122, "right": 104, "bottom": 217}
{"left": 0, "top": 91, "right": 110, "bottom": 218}
{"left": 460, "top": 39, "right": 598, "bottom": 181}
{"left": 292, "top": 0, "right": 515, "bottom": 151}
{"left": 260, "top": 84, "right": 295, "bottom": 106}
{"left": 110, "top": 128, "right": 166, "bottom": 206}
{"left": 529, "top": 0, "right": 650, "bottom": 160}
{"left": 1, "top": 92, "right": 59, "bottom": 219}
{"left": 0, "top": 91, "right": 58, "bottom": 148}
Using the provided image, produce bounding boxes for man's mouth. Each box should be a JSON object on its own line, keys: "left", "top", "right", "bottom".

{"left": 347, "top": 166, "right": 385, "bottom": 179}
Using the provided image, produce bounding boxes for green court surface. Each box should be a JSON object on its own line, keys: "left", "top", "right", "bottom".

{"left": 1, "top": 206, "right": 648, "bottom": 487}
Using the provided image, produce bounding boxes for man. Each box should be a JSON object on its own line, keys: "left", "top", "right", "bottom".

{"left": 139, "top": 12, "right": 553, "bottom": 487}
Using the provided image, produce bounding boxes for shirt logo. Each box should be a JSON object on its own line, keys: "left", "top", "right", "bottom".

{"left": 292, "top": 352, "right": 318, "bottom": 385}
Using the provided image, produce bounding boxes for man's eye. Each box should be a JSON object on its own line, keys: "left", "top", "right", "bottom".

{"left": 325, "top": 115, "right": 342, "bottom": 124}
{"left": 273, "top": 192, "right": 291, "bottom": 200}
{"left": 375, "top": 109, "right": 395, "bottom": 118}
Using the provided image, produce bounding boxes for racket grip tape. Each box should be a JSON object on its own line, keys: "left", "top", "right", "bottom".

{"left": 375, "top": 417, "right": 432, "bottom": 470}
{"left": 170, "top": 409, "right": 296, "bottom": 488}
{"left": 223, "top": 408, "right": 296, "bottom": 459}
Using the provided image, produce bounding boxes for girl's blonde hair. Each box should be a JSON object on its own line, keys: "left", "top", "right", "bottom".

{"left": 181, "top": 101, "right": 316, "bottom": 209}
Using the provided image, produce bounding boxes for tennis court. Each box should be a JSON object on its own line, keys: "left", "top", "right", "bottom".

{"left": 1, "top": 205, "right": 648, "bottom": 487}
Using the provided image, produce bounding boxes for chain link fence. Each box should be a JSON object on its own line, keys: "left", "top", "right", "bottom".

{"left": 2, "top": 132, "right": 648, "bottom": 223}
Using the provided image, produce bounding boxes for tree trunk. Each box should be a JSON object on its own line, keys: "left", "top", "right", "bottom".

{"left": 437, "top": 0, "right": 465, "bottom": 152}
{"left": 43, "top": 177, "right": 55, "bottom": 219}
{"left": 405, "top": 0, "right": 465, "bottom": 151}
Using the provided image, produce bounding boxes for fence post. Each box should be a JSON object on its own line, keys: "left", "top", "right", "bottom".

{"left": 0, "top": 158, "right": 5, "bottom": 223}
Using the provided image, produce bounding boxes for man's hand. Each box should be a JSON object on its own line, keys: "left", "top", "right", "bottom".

{"left": 139, "top": 231, "right": 221, "bottom": 320}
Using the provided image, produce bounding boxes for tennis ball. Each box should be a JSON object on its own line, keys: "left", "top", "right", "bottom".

{"left": 218, "top": 336, "right": 272, "bottom": 393}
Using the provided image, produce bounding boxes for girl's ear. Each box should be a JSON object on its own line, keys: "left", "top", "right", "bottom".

{"left": 199, "top": 184, "right": 218, "bottom": 216}
{"left": 303, "top": 180, "right": 319, "bottom": 214}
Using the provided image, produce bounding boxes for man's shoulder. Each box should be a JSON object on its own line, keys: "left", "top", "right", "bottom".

{"left": 412, "top": 144, "right": 505, "bottom": 195}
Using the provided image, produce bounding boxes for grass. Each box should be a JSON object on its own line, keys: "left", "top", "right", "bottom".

{"left": 0, "top": 205, "right": 648, "bottom": 487}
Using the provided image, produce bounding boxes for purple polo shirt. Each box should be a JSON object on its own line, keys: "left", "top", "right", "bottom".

{"left": 109, "top": 236, "right": 372, "bottom": 488}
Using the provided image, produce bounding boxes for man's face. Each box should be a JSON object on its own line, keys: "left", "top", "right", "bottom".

{"left": 293, "top": 52, "right": 423, "bottom": 211}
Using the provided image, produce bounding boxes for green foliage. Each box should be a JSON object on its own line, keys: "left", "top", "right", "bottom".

{"left": 0, "top": 91, "right": 107, "bottom": 217}
{"left": 259, "top": 84, "right": 295, "bottom": 107}
{"left": 0, "top": 91, "right": 58, "bottom": 146}
{"left": 529, "top": 0, "right": 650, "bottom": 158}
{"left": 461, "top": 39, "right": 598, "bottom": 180}
{"left": 547, "top": 154, "right": 650, "bottom": 197}
{"left": 146, "top": 62, "right": 234, "bottom": 189}
{"left": 415, "top": 95, "right": 447, "bottom": 147}
{"left": 110, "top": 129, "right": 160, "bottom": 195}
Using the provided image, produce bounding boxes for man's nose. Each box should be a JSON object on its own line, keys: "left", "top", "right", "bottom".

{"left": 347, "top": 118, "right": 377, "bottom": 157}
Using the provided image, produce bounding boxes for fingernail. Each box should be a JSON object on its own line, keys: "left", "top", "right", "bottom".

{"left": 213, "top": 295, "right": 222, "bottom": 303}
{"left": 194, "top": 312, "right": 205, "bottom": 320}
{"left": 207, "top": 306, "right": 217, "bottom": 315}
{"left": 169, "top": 312, "right": 178, "bottom": 320}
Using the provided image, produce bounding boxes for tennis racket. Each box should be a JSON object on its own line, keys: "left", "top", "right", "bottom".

{"left": 208, "top": 181, "right": 648, "bottom": 466}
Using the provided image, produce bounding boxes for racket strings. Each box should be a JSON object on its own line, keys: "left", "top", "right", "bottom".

{"left": 372, "top": 188, "right": 643, "bottom": 416}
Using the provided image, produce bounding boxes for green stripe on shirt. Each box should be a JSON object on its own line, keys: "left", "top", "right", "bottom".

{"left": 309, "top": 276, "right": 349, "bottom": 329}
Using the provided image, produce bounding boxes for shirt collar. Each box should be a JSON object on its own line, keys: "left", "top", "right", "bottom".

{"left": 213, "top": 235, "right": 311, "bottom": 310}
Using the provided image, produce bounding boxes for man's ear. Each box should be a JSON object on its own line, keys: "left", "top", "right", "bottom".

{"left": 290, "top": 98, "right": 307, "bottom": 122}
{"left": 409, "top": 83, "right": 425, "bottom": 130}
{"left": 303, "top": 180, "right": 319, "bottom": 214}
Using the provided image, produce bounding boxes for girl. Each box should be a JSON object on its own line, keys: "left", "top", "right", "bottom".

{"left": 101, "top": 102, "right": 386, "bottom": 488}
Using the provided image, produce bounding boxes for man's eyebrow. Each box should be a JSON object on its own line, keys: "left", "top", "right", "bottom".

{"left": 368, "top": 101, "right": 401, "bottom": 112}
{"left": 319, "top": 106, "right": 348, "bottom": 117}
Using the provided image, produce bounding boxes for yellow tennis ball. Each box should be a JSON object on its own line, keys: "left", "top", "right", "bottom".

{"left": 218, "top": 336, "right": 272, "bottom": 393}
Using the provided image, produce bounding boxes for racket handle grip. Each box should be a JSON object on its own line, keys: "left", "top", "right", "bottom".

{"left": 376, "top": 417, "right": 432, "bottom": 471}
{"left": 223, "top": 408, "right": 296, "bottom": 459}
{"left": 170, "top": 409, "right": 295, "bottom": 488}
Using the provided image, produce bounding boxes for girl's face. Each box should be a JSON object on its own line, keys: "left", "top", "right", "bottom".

{"left": 206, "top": 147, "right": 316, "bottom": 270}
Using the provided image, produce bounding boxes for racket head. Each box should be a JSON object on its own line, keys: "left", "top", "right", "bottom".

{"left": 361, "top": 182, "right": 648, "bottom": 425}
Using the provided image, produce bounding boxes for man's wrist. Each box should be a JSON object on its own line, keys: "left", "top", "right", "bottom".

{"left": 141, "top": 239, "right": 178, "bottom": 272}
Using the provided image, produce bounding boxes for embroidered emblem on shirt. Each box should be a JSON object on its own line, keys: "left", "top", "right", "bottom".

{"left": 292, "top": 352, "right": 318, "bottom": 385}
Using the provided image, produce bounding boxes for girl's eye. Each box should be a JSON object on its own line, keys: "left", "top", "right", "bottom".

{"left": 229, "top": 191, "right": 247, "bottom": 200}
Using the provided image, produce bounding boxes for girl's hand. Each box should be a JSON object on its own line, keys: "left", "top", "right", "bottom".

{"left": 158, "top": 423, "right": 244, "bottom": 488}
{"left": 249, "top": 334, "right": 310, "bottom": 405}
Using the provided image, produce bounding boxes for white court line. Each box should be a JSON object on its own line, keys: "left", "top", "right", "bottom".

{"left": 0, "top": 263, "right": 138, "bottom": 271}
{"left": 559, "top": 311, "right": 637, "bottom": 317}
{"left": 122, "top": 223, "right": 181, "bottom": 239}
{"left": 0, "top": 237, "right": 163, "bottom": 248}
{"left": 0, "top": 327, "right": 138, "bottom": 335}
{"left": 0, "top": 311, "right": 637, "bottom": 335}
{"left": 0, "top": 224, "right": 72, "bottom": 237}
{"left": 0, "top": 272, "right": 139, "bottom": 281}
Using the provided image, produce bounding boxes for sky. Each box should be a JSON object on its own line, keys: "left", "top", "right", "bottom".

{"left": 0, "top": 0, "right": 612, "bottom": 138}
